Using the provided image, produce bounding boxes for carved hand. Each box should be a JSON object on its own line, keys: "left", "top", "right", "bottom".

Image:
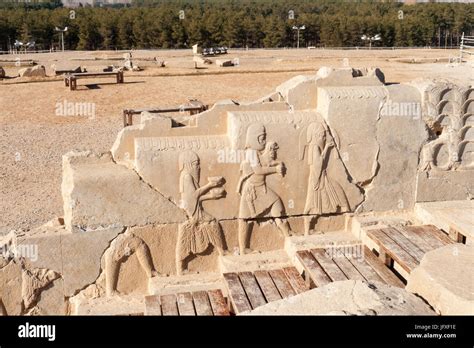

{"left": 276, "top": 163, "right": 286, "bottom": 177}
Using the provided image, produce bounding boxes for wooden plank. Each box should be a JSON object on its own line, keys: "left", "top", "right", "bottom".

{"left": 311, "top": 249, "right": 347, "bottom": 282}
{"left": 363, "top": 246, "right": 405, "bottom": 288}
{"left": 282, "top": 267, "right": 308, "bottom": 294}
{"left": 254, "top": 270, "right": 282, "bottom": 303}
{"left": 393, "top": 226, "right": 436, "bottom": 253}
{"left": 384, "top": 228, "right": 426, "bottom": 262}
{"left": 192, "top": 291, "right": 213, "bottom": 316}
{"left": 268, "top": 269, "right": 296, "bottom": 298}
{"left": 367, "top": 229, "right": 419, "bottom": 273}
{"left": 449, "top": 226, "right": 465, "bottom": 243}
{"left": 223, "top": 273, "right": 252, "bottom": 314}
{"left": 160, "top": 294, "right": 178, "bottom": 316}
{"left": 176, "top": 292, "right": 195, "bottom": 316}
{"left": 238, "top": 272, "right": 267, "bottom": 309}
{"left": 346, "top": 256, "right": 386, "bottom": 284}
{"left": 330, "top": 253, "right": 365, "bottom": 281}
{"left": 406, "top": 225, "right": 446, "bottom": 249}
{"left": 407, "top": 225, "right": 453, "bottom": 246}
{"left": 207, "top": 289, "right": 230, "bottom": 316}
{"left": 296, "top": 250, "right": 331, "bottom": 288}
{"left": 144, "top": 295, "right": 161, "bottom": 316}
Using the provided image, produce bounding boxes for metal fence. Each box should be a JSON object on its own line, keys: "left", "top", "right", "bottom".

{"left": 460, "top": 32, "right": 474, "bottom": 60}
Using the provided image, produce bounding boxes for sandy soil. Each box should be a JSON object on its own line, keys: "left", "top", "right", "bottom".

{"left": 0, "top": 48, "right": 472, "bottom": 234}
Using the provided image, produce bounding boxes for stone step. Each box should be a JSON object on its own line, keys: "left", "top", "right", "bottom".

{"left": 148, "top": 272, "right": 224, "bottom": 296}
{"left": 219, "top": 249, "right": 292, "bottom": 274}
{"left": 284, "top": 230, "right": 359, "bottom": 274}
{"left": 71, "top": 294, "right": 145, "bottom": 316}
{"left": 414, "top": 200, "right": 474, "bottom": 244}
{"left": 348, "top": 211, "right": 420, "bottom": 252}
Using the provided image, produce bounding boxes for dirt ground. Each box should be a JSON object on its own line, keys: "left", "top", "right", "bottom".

{"left": 0, "top": 48, "right": 472, "bottom": 234}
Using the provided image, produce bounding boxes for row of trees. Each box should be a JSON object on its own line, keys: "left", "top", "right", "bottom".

{"left": 0, "top": 0, "right": 472, "bottom": 51}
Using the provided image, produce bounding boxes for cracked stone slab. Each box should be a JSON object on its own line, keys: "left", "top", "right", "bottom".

{"left": 62, "top": 150, "right": 186, "bottom": 232}
{"left": 416, "top": 170, "right": 474, "bottom": 203}
{"left": 18, "top": 224, "right": 124, "bottom": 297}
{"left": 242, "top": 280, "right": 435, "bottom": 315}
{"left": 361, "top": 84, "right": 427, "bottom": 211}
{"left": 0, "top": 260, "right": 23, "bottom": 315}
{"left": 317, "top": 86, "right": 387, "bottom": 185}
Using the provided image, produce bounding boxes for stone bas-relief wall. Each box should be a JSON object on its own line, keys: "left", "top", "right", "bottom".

{"left": 1, "top": 67, "right": 472, "bottom": 315}
{"left": 416, "top": 81, "right": 474, "bottom": 201}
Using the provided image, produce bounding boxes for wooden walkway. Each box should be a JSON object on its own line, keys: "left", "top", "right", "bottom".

{"left": 223, "top": 267, "right": 308, "bottom": 314}
{"left": 297, "top": 245, "right": 404, "bottom": 289}
{"left": 366, "top": 225, "right": 454, "bottom": 274}
{"left": 144, "top": 289, "right": 229, "bottom": 316}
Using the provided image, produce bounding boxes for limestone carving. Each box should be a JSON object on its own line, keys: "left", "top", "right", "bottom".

{"left": 237, "top": 123, "right": 292, "bottom": 254}
{"left": 104, "top": 229, "right": 157, "bottom": 296}
{"left": 299, "top": 122, "right": 350, "bottom": 235}
{"left": 21, "top": 268, "right": 60, "bottom": 310}
{"left": 176, "top": 150, "right": 227, "bottom": 275}
{"left": 420, "top": 83, "right": 474, "bottom": 171}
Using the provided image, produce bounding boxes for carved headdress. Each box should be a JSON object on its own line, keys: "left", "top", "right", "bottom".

{"left": 245, "top": 123, "right": 266, "bottom": 151}
{"left": 179, "top": 150, "right": 200, "bottom": 193}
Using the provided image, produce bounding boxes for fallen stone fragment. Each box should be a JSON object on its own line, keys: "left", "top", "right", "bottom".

{"left": 407, "top": 244, "right": 474, "bottom": 315}
{"left": 242, "top": 280, "right": 435, "bottom": 315}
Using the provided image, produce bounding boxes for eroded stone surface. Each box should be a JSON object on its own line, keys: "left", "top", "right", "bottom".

{"left": 0, "top": 260, "right": 23, "bottom": 315}
{"left": 406, "top": 244, "right": 474, "bottom": 315}
{"left": 276, "top": 75, "right": 317, "bottom": 110}
{"left": 243, "top": 280, "right": 435, "bottom": 315}
{"left": 361, "top": 84, "right": 427, "bottom": 211}
{"left": 18, "top": 224, "right": 123, "bottom": 297}
{"left": 62, "top": 151, "right": 186, "bottom": 232}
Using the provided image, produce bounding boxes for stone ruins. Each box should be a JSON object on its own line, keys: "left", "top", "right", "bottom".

{"left": 1, "top": 66, "right": 472, "bottom": 316}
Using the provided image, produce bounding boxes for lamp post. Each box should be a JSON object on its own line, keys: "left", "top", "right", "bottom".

{"left": 292, "top": 25, "right": 305, "bottom": 49}
{"left": 361, "top": 34, "right": 381, "bottom": 50}
{"left": 55, "top": 26, "right": 68, "bottom": 52}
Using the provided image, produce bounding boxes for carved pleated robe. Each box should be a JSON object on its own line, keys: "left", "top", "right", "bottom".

{"left": 304, "top": 143, "right": 348, "bottom": 215}
{"left": 177, "top": 173, "right": 224, "bottom": 259}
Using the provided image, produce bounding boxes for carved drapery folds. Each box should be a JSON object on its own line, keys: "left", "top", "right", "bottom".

{"left": 176, "top": 150, "right": 227, "bottom": 274}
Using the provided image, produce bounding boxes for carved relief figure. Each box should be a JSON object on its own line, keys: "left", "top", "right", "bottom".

{"left": 104, "top": 229, "right": 157, "bottom": 296}
{"left": 300, "top": 122, "right": 349, "bottom": 235}
{"left": 176, "top": 150, "right": 226, "bottom": 275}
{"left": 237, "top": 124, "right": 292, "bottom": 254}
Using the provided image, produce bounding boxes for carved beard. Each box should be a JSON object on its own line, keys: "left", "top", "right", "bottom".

{"left": 314, "top": 131, "right": 326, "bottom": 150}
{"left": 189, "top": 166, "right": 200, "bottom": 185}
